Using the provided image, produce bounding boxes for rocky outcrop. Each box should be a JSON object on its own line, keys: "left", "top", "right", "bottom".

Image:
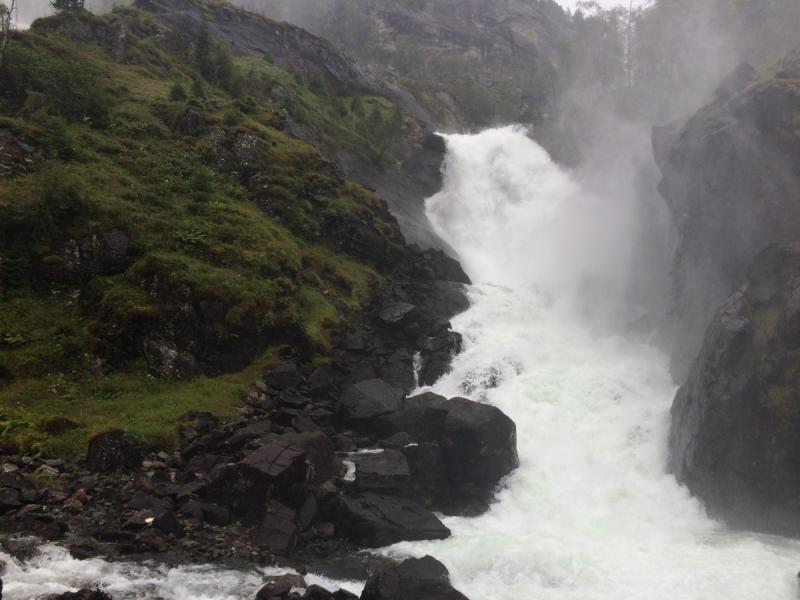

{"left": 669, "top": 244, "right": 800, "bottom": 536}
{"left": 36, "top": 229, "right": 131, "bottom": 285}
{"left": 361, "top": 555, "right": 468, "bottom": 600}
{"left": 135, "top": 0, "right": 436, "bottom": 127}
{"left": 654, "top": 55, "right": 800, "bottom": 381}
{"left": 336, "top": 133, "right": 456, "bottom": 254}
{"left": 0, "top": 129, "right": 41, "bottom": 182}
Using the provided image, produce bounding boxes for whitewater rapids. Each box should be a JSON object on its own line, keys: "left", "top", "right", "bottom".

{"left": 4, "top": 127, "right": 800, "bottom": 598}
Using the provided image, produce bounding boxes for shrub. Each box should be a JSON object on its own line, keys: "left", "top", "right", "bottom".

{"left": 309, "top": 70, "right": 327, "bottom": 97}
{"left": 263, "top": 51, "right": 275, "bottom": 64}
{"left": 222, "top": 107, "right": 245, "bottom": 126}
{"left": 169, "top": 83, "right": 188, "bottom": 102}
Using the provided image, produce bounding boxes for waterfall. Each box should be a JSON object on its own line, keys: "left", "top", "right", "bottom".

{"left": 382, "top": 127, "right": 800, "bottom": 599}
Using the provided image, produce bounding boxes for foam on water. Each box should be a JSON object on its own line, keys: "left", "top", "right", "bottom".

{"left": 0, "top": 544, "right": 364, "bottom": 599}
{"left": 383, "top": 127, "right": 800, "bottom": 599}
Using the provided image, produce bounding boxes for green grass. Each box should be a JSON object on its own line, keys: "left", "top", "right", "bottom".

{"left": 0, "top": 5, "right": 412, "bottom": 457}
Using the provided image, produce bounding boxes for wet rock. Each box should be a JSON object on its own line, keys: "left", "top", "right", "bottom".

{"left": 254, "top": 500, "right": 298, "bottom": 555}
{"left": 209, "top": 431, "right": 342, "bottom": 524}
{"left": 378, "top": 304, "right": 418, "bottom": 326}
{"left": 418, "top": 352, "right": 451, "bottom": 387}
{"left": 2, "top": 536, "right": 41, "bottom": 561}
{"left": 375, "top": 392, "right": 448, "bottom": 442}
{"left": 441, "top": 398, "right": 519, "bottom": 513}
{"left": 377, "top": 349, "right": 415, "bottom": 393}
{"left": 69, "top": 543, "right": 101, "bottom": 560}
{"left": 265, "top": 362, "right": 305, "bottom": 391}
{"left": 353, "top": 450, "right": 410, "bottom": 496}
{"left": 20, "top": 515, "right": 65, "bottom": 541}
{"left": 341, "top": 380, "right": 405, "bottom": 427}
{"left": 668, "top": 244, "right": 800, "bottom": 535}
{"left": 153, "top": 511, "right": 184, "bottom": 537}
{"left": 86, "top": 430, "right": 143, "bottom": 473}
{"left": 43, "top": 590, "right": 113, "bottom": 600}
{"left": 402, "top": 442, "right": 449, "bottom": 509}
{"left": 361, "top": 555, "right": 469, "bottom": 600}
{"left": 332, "top": 493, "right": 450, "bottom": 547}
{"left": 257, "top": 574, "right": 307, "bottom": 598}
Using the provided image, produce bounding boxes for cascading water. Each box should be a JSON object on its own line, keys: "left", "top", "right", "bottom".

{"left": 5, "top": 127, "right": 800, "bottom": 599}
{"left": 382, "top": 127, "right": 800, "bottom": 599}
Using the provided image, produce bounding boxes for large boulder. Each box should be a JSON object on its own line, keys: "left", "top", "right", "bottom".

{"left": 669, "top": 244, "right": 800, "bottom": 535}
{"left": 254, "top": 500, "right": 299, "bottom": 555}
{"left": 440, "top": 398, "right": 519, "bottom": 513}
{"left": 209, "top": 431, "right": 343, "bottom": 523}
{"left": 86, "top": 430, "right": 143, "bottom": 473}
{"left": 341, "top": 379, "right": 405, "bottom": 428}
{"left": 360, "top": 555, "right": 469, "bottom": 600}
{"left": 332, "top": 493, "right": 450, "bottom": 547}
{"left": 353, "top": 450, "right": 410, "bottom": 495}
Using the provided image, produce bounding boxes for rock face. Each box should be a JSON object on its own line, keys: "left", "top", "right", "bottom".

{"left": 136, "top": 0, "right": 435, "bottom": 127}
{"left": 654, "top": 57, "right": 800, "bottom": 381}
{"left": 669, "top": 244, "right": 800, "bottom": 535}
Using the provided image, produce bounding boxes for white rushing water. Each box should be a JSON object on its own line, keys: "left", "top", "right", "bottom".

{"left": 6, "top": 126, "right": 800, "bottom": 598}
{"left": 384, "top": 126, "right": 800, "bottom": 599}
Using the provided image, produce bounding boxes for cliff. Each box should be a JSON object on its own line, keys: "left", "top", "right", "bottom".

{"left": 654, "top": 53, "right": 800, "bottom": 382}
{"left": 669, "top": 244, "right": 800, "bottom": 536}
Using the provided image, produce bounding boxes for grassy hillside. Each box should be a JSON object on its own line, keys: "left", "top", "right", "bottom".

{"left": 0, "top": 4, "right": 415, "bottom": 456}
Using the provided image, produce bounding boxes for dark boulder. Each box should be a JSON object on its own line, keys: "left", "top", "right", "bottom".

{"left": 209, "top": 431, "right": 342, "bottom": 523}
{"left": 378, "top": 303, "right": 419, "bottom": 326}
{"left": 332, "top": 493, "right": 450, "bottom": 547}
{"left": 361, "top": 555, "right": 469, "bottom": 600}
{"left": 86, "top": 430, "right": 143, "bottom": 473}
{"left": 669, "top": 244, "right": 800, "bottom": 535}
{"left": 402, "top": 442, "right": 449, "bottom": 509}
{"left": 254, "top": 500, "right": 299, "bottom": 555}
{"left": 441, "top": 398, "right": 519, "bottom": 513}
{"left": 353, "top": 450, "right": 410, "bottom": 495}
{"left": 0, "top": 487, "right": 21, "bottom": 510}
{"left": 375, "top": 392, "right": 449, "bottom": 442}
{"left": 265, "top": 362, "right": 305, "bottom": 391}
{"left": 341, "top": 379, "right": 405, "bottom": 428}
{"left": 43, "top": 591, "right": 112, "bottom": 600}
{"left": 419, "top": 353, "right": 452, "bottom": 387}
{"left": 377, "top": 349, "right": 415, "bottom": 393}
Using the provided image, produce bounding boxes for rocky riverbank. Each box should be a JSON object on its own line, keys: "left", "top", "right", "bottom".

{"left": 0, "top": 244, "right": 517, "bottom": 599}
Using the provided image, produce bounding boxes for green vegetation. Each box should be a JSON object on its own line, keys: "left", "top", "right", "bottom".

{"left": 0, "top": 5, "right": 412, "bottom": 456}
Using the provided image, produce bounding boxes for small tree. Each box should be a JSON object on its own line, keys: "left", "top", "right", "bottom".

{"left": 50, "top": 0, "right": 85, "bottom": 12}
{"left": 0, "top": 0, "right": 16, "bottom": 72}
{"left": 194, "top": 21, "right": 212, "bottom": 79}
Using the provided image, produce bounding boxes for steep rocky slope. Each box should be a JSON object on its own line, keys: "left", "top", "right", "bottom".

{"left": 654, "top": 52, "right": 800, "bottom": 382}
{"left": 669, "top": 244, "right": 800, "bottom": 536}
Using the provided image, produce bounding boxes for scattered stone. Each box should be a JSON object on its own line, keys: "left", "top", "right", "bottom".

{"left": 86, "top": 430, "right": 143, "bottom": 473}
